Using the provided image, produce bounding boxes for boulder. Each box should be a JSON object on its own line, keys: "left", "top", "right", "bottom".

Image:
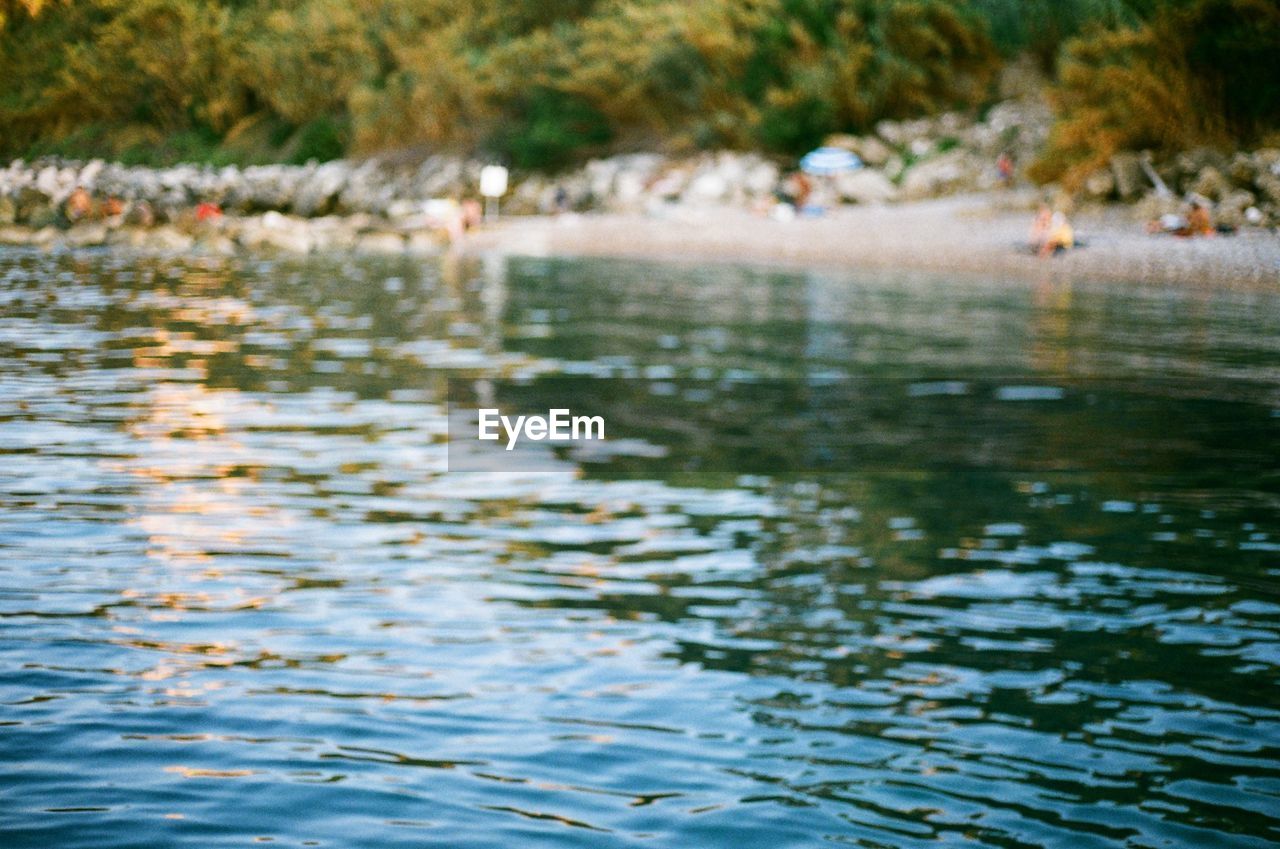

{"left": 1083, "top": 168, "right": 1115, "bottom": 200}
{"left": 413, "top": 156, "right": 466, "bottom": 198}
{"left": 647, "top": 167, "right": 689, "bottom": 201}
{"left": 141, "top": 226, "right": 194, "bottom": 252}
{"left": 406, "top": 230, "right": 442, "bottom": 254}
{"left": 1227, "top": 153, "right": 1256, "bottom": 188}
{"left": 1110, "top": 152, "right": 1147, "bottom": 201}
{"left": 292, "top": 161, "right": 349, "bottom": 217}
{"left": 742, "top": 160, "right": 780, "bottom": 197}
{"left": 13, "top": 185, "right": 55, "bottom": 226}
{"left": 64, "top": 222, "right": 109, "bottom": 247}
{"left": 0, "top": 225, "right": 32, "bottom": 245}
{"left": 683, "top": 169, "right": 729, "bottom": 204}
{"left": 1255, "top": 175, "right": 1280, "bottom": 206}
{"left": 1190, "top": 166, "right": 1231, "bottom": 201}
{"left": 306, "top": 216, "right": 360, "bottom": 251}
{"left": 355, "top": 231, "right": 406, "bottom": 253}
{"left": 236, "top": 212, "right": 314, "bottom": 253}
{"left": 338, "top": 161, "right": 396, "bottom": 215}
{"left": 834, "top": 169, "right": 898, "bottom": 204}
{"left": 900, "top": 150, "right": 979, "bottom": 200}
{"left": 827, "top": 134, "right": 892, "bottom": 167}
{"left": 1215, "top": 189, "right": 1255, "bottom": 229}
{"left": 883, "top": 155, "right": 906, "bottom": 183}
{"left": 1133, "top": 191, "right": 1182, "bottom": 223}
{"left": 1254, "top": 148, "right": 1280, "bottom": 177}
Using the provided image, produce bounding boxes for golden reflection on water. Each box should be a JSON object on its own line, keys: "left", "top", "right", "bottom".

{"left": 3, "top": 251, "right": 1279, "bottom": 848}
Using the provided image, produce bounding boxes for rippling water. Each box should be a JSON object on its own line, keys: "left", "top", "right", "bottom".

{"left": 2, "top": 248, "right": 1279, "bottom": 847}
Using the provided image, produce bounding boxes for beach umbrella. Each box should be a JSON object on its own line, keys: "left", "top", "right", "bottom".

{"left": 800, "top": 146, "right": 862, "bottom": 175}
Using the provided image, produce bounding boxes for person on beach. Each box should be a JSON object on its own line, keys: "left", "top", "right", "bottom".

{"left": 1029, "top": 205, "right": 1052, "bottom": 253}
{"left": 996, "top": 151, "right": 1015, "bottom": 187}
{"left": 783, "top": 171, "right": 812, "bottom": 211}
{"left": 1146, "top": 200, "right": 1215, "bottom": 237}
{"left": 64, "top": 186, "right": 92, "bottom": 223}
{"left": 1037, "top": 210, "right": 1074, "bottom": 258}
{"left": 195, "top": 202, "right": 222, "bottom": 222}
{"left": 462, "top": 198, "right": 483, "bottom": 230}
{"left": 1183, "top": 201, "right": 1214, "bottom": 237}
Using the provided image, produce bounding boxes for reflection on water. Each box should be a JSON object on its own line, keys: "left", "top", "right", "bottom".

{"left": 1, "top": 248, "right": 1278, "bottom": 848}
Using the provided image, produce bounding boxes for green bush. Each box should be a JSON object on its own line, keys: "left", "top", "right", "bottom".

{"left": 1030, "top": 0, "right": 1280, "bottom": 187}
{"left": 487, "top": 88, "right": 612, "bottom": 172}
{"left": 290, "top": 117, "right": 347, "bottom": 164}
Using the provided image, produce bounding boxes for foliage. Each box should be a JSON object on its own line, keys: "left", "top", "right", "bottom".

{"left": 0, "top": 0, "right": 1274, "bottom": 172}
{"left": 1030, "top": 0, "right": 1280, "bottom": 188}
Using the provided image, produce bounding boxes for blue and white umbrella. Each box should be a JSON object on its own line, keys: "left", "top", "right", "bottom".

{"left": 799, "top": 146, "right": 862, "bottom": 175}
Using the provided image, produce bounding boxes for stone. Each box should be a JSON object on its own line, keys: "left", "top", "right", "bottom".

{"left": 1254, "top": 148, "right": 1280, "bottom": 177}
{"left": 647, "top": 168, "right": 688, "bottom": 201}
{"left": 64, "top": 223, "right": 108, "bottom": 247}
{"left": 684, "top": 171, "right": 729, "bottom": 204}
{"left": 1133, "top": 191, "right": 1182, "bottom": 223}
{"left": 874, "top": 119, "right": 906, "bottom": 147}
{"left": 1227, "top": 153, "right": 1256, "bottom": 188}
{"left": 834, "top": 169, "right": 898, "bottom": 204}
{"left": 883, "top": 155, "right": 905, "bottom": 182}
{"left": 0, "top": 225, "right": 32, "bottom": 245}
{"left": 237, "top": 212, "right": 314, "bottom": 253}
{"left": 355, "top": 231, "right": 405, "bottom": 253}
{"left": 612, "top": 170, "right": 647, "bottom": 208}
{"left": 414, "top": 156, "right": 466, "bottom": 198}
{"left": 29, "top": 226, "right": 58, "bottom": 247}
{"left": 306, "top": 217, "right": 360, "bottom": 252}
{"left": 196, "top": 233, "right": 237, "bottom": 255}
{"left": 292, "top": 161, "right": 349, "bottom": 217}
{"left": 854, "top": 136, "right": 892, "bottom": 167}
{"left": 338, "top": 161, "right": 396, "bottom": 216}
{"left": 1255, "top": 175, "right": 1280, "bottom": 206}
{"left": 743, "top": 160, "right": 780, "bottom": 196}
{"left": 143, "top": 226, "right": 194, "bottom": 252}
{"left": 406, "top": 230, "right": 442, "bottom": 254}
{"left": 1190, "top": 166, "right": 1230, "bottom": 202}
{"left": 900, "top": 150, "right": 978, "bottom": 200}
{"left": 1083, "top": 168, "right": 1116, "bottom": 200}
{"left": 1110, "top": 152, "right": 1146, "bottom": 201}
{"left": 1215, "top": 188, "right": 1255, "bottom": 229}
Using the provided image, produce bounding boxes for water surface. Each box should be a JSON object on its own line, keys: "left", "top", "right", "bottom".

{"left": 1, "top": 249, "right": 1278, "bottom": 847}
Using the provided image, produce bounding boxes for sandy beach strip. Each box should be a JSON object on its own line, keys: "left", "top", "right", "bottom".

{"left": 465, "top": 194, "right": 1280, "bottom": 289}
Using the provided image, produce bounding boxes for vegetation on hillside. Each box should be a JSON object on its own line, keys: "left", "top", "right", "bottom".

{"left": 0, "top": 0, "right": 1276, "bottom": 181}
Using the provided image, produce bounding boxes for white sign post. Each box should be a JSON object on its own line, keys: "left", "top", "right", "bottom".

{"left": 479, "top": 165, "right": 508, "bottom": 221}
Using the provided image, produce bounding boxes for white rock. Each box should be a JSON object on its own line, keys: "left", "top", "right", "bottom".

{"left": 834, "top": 169, "right": 898, "bottom": 204}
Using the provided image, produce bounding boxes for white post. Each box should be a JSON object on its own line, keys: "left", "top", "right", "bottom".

{"left": 480, "top": 165, "right": 508, "bottom": 222}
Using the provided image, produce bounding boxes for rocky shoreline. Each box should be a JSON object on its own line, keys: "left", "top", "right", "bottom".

{"left": 2, "top": 98, "right": 1278, "bottom": 257}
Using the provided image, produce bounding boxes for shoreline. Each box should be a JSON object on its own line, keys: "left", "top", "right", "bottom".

{"left": 2, "top": 193, "right": 1276, "bottom": 289}
{"left": 463, "top": 195, "right": 1280, "bottom": 289}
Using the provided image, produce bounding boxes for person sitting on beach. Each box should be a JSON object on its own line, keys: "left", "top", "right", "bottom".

{"left": 195, "top": 201, "right": 222, "bottom": 223}
{"left": 461, "top": 198, "right": 482, "bottom": 230}
{"left": 1182, "top": 201, "right": 1214, "bottom": 237}
{"left": 996, "top": 151, "right": 1015, "bottom": 188}
{"left": 1039, "top": 211, "right": 1074, "bottom": 258}
{"left": 1146, "top": 200, "right": 1215, "bottom": 238}
{"left": 783, "top": 171, "right": 812, "bottom": 211}
{"left": 1029, "top": 205, "right": 1052, "bottom": 253}
{"left": 64, "top": 186, "right": 92, "bottom": 223}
